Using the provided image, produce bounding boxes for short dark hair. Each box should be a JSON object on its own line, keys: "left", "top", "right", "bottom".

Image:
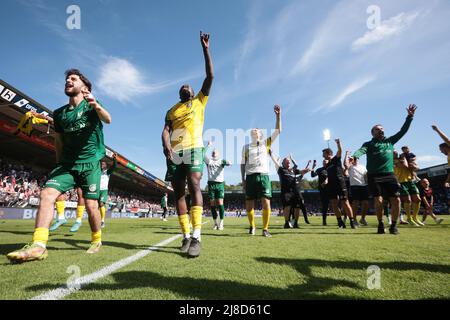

{"left": 439, "top": 142, "right": 449, "bottom": 149}
{"left": 322, "top": 148, "right": 333, "bottom": 155}
{"left": 65, "top": 69, "right": 92, "bottom": 92}
{"left": 371, "top": 124, "right": 382, "bottom": 134}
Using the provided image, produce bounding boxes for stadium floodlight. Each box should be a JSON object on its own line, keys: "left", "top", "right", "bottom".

{"left": 323, "top": 129, "right": 331, "bottom": 141}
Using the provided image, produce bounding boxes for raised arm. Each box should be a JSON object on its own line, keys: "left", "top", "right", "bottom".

{"left": 310, "top": 160, "right": 318, "bottom": 177}
{"left": 432, "top": 125, "right": 450, "bottom": 145}
{"left": 204, "top": 140, "right": 212, "bottom": 164}
{"left": 335, "top": 138, "right": 342, "bottom": 159}
{"left": 304, "top": 160, "right": 311, "bottom": 170}
{"left": 200, "top": 31, "right": 214, "bottom": 96}
{"left": 269, "top": 149, "right": 281, "bottom": 171}
{"left": 289, "top": 153, "right": 298, "bottom": 168}
{"left": 388, "top": 104, "right": 416, "bottom": 144}
{"left": 268, "top": 105, "right": 282, "bottom": 143}
{"left": 344, "top": 150, "right": 351, "bottom": 169}
{"left": 83, "top": 90, "right": 112, "bottom": 124}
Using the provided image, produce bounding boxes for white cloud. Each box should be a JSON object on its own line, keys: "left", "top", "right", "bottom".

{"left": 416, "top": 155, "right": 445, "bottom": 168}
{"left": 351, "top": 11, "right": 420, "bottom": 51}
{"left": 292, "top": 37, "right": 321, "bottom": 75}
{"left": 325, "top": 75, "right": 376, "bottom": 110}
{"left": 97, "top": 57, "right": 172, "bottom": 104}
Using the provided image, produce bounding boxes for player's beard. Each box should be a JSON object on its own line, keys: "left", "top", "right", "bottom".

{"left": 65, "top": 89, "right": 78, "bottom": 97}
{"left": 65, "top": 85, "right": 82, "bottom": 97}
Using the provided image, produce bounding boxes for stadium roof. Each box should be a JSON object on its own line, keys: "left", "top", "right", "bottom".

{"left": 417, "top": 163, "right": 449, "bottom": 178}
{"left": 0, "top": 79, "right": 172, "bottom": 196}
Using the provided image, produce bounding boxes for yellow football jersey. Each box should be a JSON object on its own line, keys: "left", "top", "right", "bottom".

{"left": 165, "top": 92, "right": 208, "bottom": 152}
{"left": 394, "top": 165, "right": 412, "bottom": 183}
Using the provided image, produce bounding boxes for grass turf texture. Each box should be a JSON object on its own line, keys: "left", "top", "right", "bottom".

{"left": 0, "top": 216, "right": 449, "bottom": 300}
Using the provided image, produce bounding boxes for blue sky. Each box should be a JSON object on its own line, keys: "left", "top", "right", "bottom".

{"left": 1, "top": 0, "right": 450, "bottom": 187}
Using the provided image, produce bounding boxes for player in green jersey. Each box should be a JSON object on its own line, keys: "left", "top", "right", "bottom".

{"left": 7, "top": 69, "right": 112, "bottom": 263}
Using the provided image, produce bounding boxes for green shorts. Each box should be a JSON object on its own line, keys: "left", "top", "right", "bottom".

{"left": 208, "top": 181, "right": 225, "bottom": 200}
{"left": 44, "top": 161, "right": 101, "bottom": 200}
{"left": 245, "top": 173, "right": 272, "bottom": 200}
{"left": 99, "top": 190, "right": 108, "bottom": 203}
{"left": 400, "top": 181, "right": 419, "bottom": 196}
{"left": 165, "top": 147, "right": 204, "bottom": 182}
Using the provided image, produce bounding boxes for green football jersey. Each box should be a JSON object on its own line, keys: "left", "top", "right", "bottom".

{"left": 53, "top": 99, "right": 106, "bottom": 164}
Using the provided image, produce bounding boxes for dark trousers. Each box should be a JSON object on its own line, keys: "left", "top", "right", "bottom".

{"left": 320, "top": 190, "right": 329, "bottom": 222}
{"left": 288, "top": 194, "right": 309, "bottom": 222}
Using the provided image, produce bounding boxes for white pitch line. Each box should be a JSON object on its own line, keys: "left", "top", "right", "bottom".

{"left": 31, "top": 234, "right": 182, "bottom": 300}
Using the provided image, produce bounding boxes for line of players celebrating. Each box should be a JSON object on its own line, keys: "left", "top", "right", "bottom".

{"left": 6, "top": 31, "right": 449, "bottom": 263}
{"left": 237, "top": 104, "right": 447, "bottom": 239}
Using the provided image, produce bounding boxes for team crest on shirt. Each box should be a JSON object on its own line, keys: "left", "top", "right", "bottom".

{"left": 89, "top": 184, "right": 97, "bottom": 192}
{"left": 186, "top": 101, "right": 192, "bottom": 108}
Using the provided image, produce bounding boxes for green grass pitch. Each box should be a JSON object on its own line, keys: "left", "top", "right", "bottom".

{"left": 0, "top": 216, "right": 449, "bottom": 300}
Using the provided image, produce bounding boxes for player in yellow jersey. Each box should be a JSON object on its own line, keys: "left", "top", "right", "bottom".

{"left": 161, "top": 31, "right": 213, "bottom": 258}
{"left": 394, "top": 151, "right": 423, "bottom": 226}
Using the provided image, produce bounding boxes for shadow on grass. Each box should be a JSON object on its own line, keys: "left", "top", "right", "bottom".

{"left": 0, "top": 230, "right": 33, "bottom": 236}
{"left": 26, "top": 256, "right": 450, "bottom": 299}
{"left": 26, "top": 270, "right": 359, "bottom": 299}
{"left": 256, "top": 257, "right": 450, "bottom": 275}
{"left": 0, "top": 243, "right": 31, "bottom": 256}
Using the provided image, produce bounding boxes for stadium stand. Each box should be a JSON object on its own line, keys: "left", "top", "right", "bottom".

{"left": 0, "top": 79, "right": 172, "bottom": 216}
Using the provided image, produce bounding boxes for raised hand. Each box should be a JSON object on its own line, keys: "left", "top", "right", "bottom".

{"left": 431, "top": 125, "right": 438, "bottom": 131}
{"left": 81, "top": 88, "right": 97, "bottom": 108}
{"left": 407, "top": 104, "right": 417, "bottom": 117}
{"left": 335, "top": 138, "right": 341, "bottom": 145}
{"left": 200, "top": 31, "right": 210, "bottom": 50}
{"left": 274, "top": 104, "right": 281, "bottom": 115}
